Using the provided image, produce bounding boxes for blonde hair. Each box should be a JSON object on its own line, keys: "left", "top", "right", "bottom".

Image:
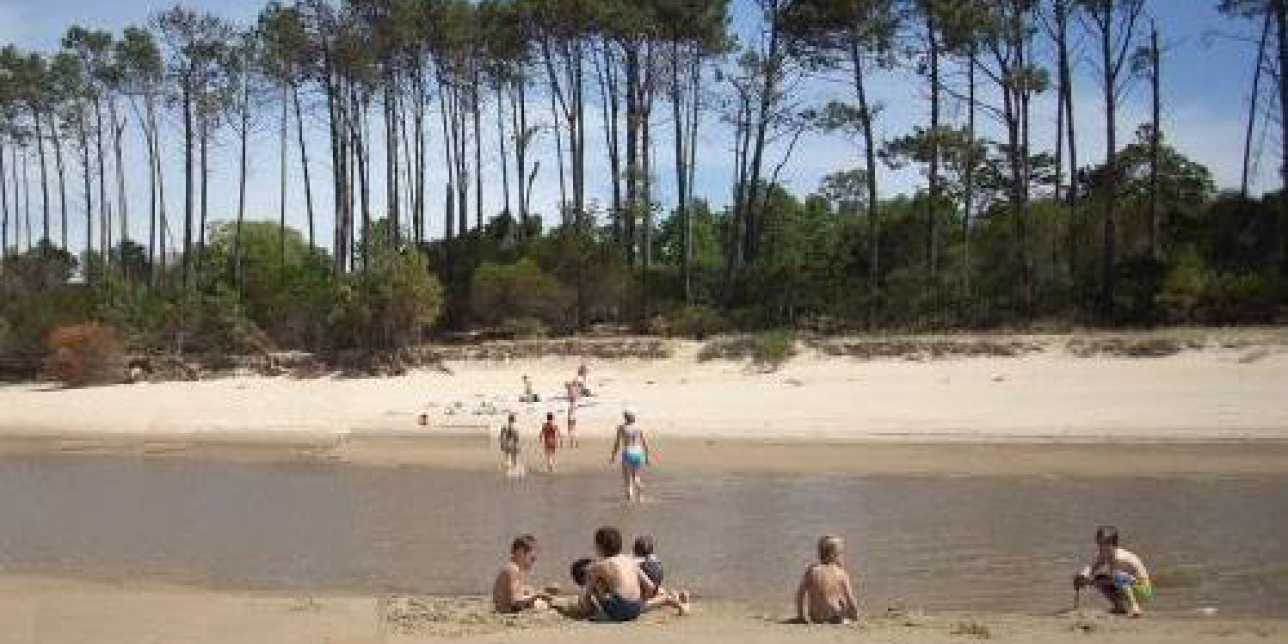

{"left": 818, "top": 535, "right": 844, "bottom": 563}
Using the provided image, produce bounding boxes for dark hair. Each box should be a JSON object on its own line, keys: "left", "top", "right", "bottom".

{"left": 546, "top": 412, "right": 554, "bottom": 421}
{"left": 1095, "top": 525, "right": 1120, "bottom": 547}
{"left": 570, "top": 558, "right": 592, "bottom": 586}
{"left": 633, "top": 535, "right": 655, "bottom": 557}
{"left": 594, "top": 526, "right": 622, "bottom": 557}
{"left": 512, "top": 534, "right": 538, "bottom": 554}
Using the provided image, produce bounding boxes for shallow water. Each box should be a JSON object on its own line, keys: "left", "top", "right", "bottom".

{"left": 0, "top": 455, "right": 1285, "bottom": 616}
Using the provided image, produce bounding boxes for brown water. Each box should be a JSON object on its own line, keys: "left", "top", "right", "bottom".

{"left": 0, "top": 455, "right": 1285, "bottom": 616}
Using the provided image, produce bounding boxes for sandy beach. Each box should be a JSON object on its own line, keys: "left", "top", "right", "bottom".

{"left": 2, "top": 332, "right": 1288, "bottom": 443}
{"left": 0, "top": 576, "right": 1282, "bottom": 644}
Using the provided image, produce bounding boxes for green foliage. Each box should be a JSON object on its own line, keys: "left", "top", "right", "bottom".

{"left": 327, "top": 248, "right": 444, "bottom": 350}
{"left": 470, "top": 258, "right": 572, "bottom": 330}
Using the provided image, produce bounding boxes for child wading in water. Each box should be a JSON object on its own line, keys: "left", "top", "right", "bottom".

{"left": 540, "top": 412, "right": 562, "bottom": 473}
{"left": 499, "top": 413, "right": 523, "bottom": 477}
{"left": 1074, "top": 525, "right": 1153, "bottom": 617}
{"left": 795, "top": 535, "right": 859, "bottom": 624}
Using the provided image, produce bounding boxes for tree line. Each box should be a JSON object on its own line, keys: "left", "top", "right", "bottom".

{"left": 1, "top": 0, "right": 1286, "bottom": 364}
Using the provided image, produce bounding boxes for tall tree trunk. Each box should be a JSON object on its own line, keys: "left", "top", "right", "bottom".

{"left": 744, "top": 1, "right": 782, "bottom": 264}
{"left": 624, "top": 42, "right": 640, "bottom": 265}
{"left": 926, "top": 9, "right": 941, "bottom": 279}
{"left": 1276, "top": 0, "right": 1288, "bottom": 271}
{"left": 1148, "top": 21, "right": 1162, "bottom": 261}
{"left": 235, "top": 72, "right": 250, "bottom": 290}
{"left": 1243, "top": 11, "right": 1273, "bottom": 198}
{"left": 851, "top": 36, "right": 880, "bottom": 322}
{"left": 963, "top": 48, "right": 977, "bottom": 298}
{"left": 596, "top": 42, "right": 623, "bottom": 246}
{"left": 110, "top": 99, "right": 127, "bottom": 249}
{"left": 495, "top": 82, "right": 511, "bottom": 223}
{"left": 0, "top": 142, "right": 7, "bottom": 260}
{"left": 1100, "top": 2, "right": 1118, "bottom": 315}
{"left": 52, "top": 120, "right": 69, "bottom": 252}
{"left": 473, "top": 74, "right": 483, "bottom": 232}
{"left": 32, "top": 110, "right": 51, "bottom": 247}
{"left": 671, "top": 42, "right": 691, "bottom": 304}
{"left": 181, "top": 85, "right": 194, "bottom": 287}
{"left": 94, "top": 97, "right": 109, "bottom": 271}
{"left": 199, "top": 114, "right": 209, "bottom": 264}
{"left": 293, "top": 86, "right": 315, "bottom": 250}
{"left": 280, "top": 84, "right": 290, "bottom": 279}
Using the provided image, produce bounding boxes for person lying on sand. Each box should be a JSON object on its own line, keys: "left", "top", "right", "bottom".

{"left": 795, "top": 535, "right": 860, "bottom": 624}
{"left": 1074, "top": 525, "right": 1153, "bottom": 618}
{"left": 494, "top": 535, "right": 555, "bottom": 613}
{"left": 521, "top": 375, "right": 540, "bottom": 403}
{"left": 575, "top": 527, "right": 652, "bottom": 622}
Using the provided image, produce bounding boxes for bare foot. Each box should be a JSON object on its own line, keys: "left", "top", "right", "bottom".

{"left": 677, "top": 591, "right": 691, "bottom": 616}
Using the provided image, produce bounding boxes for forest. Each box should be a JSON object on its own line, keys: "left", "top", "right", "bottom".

{"left": 1, "top": 0, "right": 1286, "bottom": 378}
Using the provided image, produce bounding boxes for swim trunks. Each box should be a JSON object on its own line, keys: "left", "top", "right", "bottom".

{"left": 1111, "top": 571, "right": 1154, "bottom": 603}
{"left": 598, "top": 592, "right": 643, "bottom": 622}
{"left": 623, "top": 446, "right": 645, "bottom": 468}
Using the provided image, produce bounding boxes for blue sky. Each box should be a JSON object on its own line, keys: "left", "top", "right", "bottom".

{"left": 0, "top": 0, "right": 1271, "bottom": 254}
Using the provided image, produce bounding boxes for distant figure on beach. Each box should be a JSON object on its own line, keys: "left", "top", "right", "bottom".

{"left": 540, "top": 412, "right": 562, "bottom": 472}
{"left": 576, "top": 363, "right": 592, "bottom": 396}
{"left": 1074, "top": 525, "right": 1153, "bottom": 618}
{"left": 521, "top": 375, "right": 539, "bottom": 403}
{"left": 493, "top": 534, "right": 554, "bottom": 613}
{"left": 634, "top": 535, "right": 691, "bottom": 615}
{"left": 609, "top": 408, "right": 651, "bottom": 502}
{"left": 499, "top": 413, "right": 523, "bottom": 477}
{"left": 566, "top": 402, "right": 579, "bottom": 448}
{"left": 795, "top": 535, "right": 860, "bottom": 624}
{"left": 577, "top": 527, "right": 650, "bottom": 622}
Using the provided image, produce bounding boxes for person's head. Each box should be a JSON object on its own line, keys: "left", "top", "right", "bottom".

{"left": 594, "top": 526, "right": 623, "bottom": 557}
{"left": 570, "top": 557, "right": 592, "bottom": 586}
{"left": 511, "top": 534, "right": 538, "bottom": 569}
{"left": 1095, "top": 525, "right": 1120, "bottom": 557}
{"left": 623, "top": 408, "right": 636, "bottom": 425}
{"left": 818, "top": 535, "right": 844, "bottom": 564}
{"left": 507, "top": 412, "right": 516, "bottom": 425}
{"left": 546, "top": 411, "right": 554, "bottom": 422}
{"left": 633, "top": 535, "right": 655, "bottom": 558}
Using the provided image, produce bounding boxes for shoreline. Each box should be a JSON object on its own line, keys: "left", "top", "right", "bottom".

{"left": 0, "top": 574, "right": 1282, "bottom": 644}
{"left": 2, "top": 432, "right": 1288, "bottom": 476}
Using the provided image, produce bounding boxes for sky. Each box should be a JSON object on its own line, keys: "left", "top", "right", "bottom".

{"left": 0, "top": 0, "right": 1274, "bottom": 256}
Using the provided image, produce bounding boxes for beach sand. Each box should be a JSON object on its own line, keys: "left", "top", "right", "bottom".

{"left": 2, "top": 333, "right": 1287, "bottom": 443}
{"left": 0, "top": 576, "right": 1281, "bottom": 644}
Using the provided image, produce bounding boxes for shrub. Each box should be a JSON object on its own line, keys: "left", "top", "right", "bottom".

{"left": 697, "top": 330, "right": 798, "bottom": 371}
{"left": 500, "top": 316, "right": 549, "bottom": 339}
{"left": 750, "top": 330, "right": 797, "bottom": 370}
{"left": 667, "top": 305, "right": 728, "bottom": 339}
{"left": 470, "top": 259, "right": 572, "bottom": 330}
{"left": 42, "top": 322, "right": 127, "bottom": 386}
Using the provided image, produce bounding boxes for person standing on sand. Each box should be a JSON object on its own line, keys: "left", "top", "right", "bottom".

{"left": 499, "top": 413, "right": 523, "bottom": 477}
{"left": 1074, "top": 525, "right": 1153, "bottom": 618}
{"left": 609, "top": 408, "right": 651, "bottom": 502}
{"left": 493, "top": 534, "right": 555, "bottom": 613}
{"left": 540, "top": 411, "right": 562, "bottom": 472}
{"left": 795, "top": 535, "right": 860, "bottom": 624}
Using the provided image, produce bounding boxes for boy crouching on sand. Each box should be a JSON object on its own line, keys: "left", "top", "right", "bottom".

{"left": 795, "top": 535, "right": 860, "bottom": 624}
{"left": 494, "top": 534, "right": 554, "bottom": 613}
{"left": 1074, "top": 525, "right": 1153, "bottom": 618}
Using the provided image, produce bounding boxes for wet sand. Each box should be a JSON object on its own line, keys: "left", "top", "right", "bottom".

{"left": 0, "top": 576, "right": 1283, "bottom": 644}
{"left": 2, "top": 431, "right": 1288, "bottom": 476}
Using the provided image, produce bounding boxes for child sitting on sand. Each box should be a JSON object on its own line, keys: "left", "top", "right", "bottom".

{"left": 493, "top": 535, "right": 554, "bottom": 613}
{"left": 795, "top": 535, "right": 860, "bottom": 624}
{"left": 634, "top": 535, "right": 691, "bottom": 615}
{"left": 1074, "top": 525, "right": 1153, "bottom": 618}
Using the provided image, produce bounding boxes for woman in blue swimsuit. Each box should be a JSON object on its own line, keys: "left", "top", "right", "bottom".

{"left": 610, "top": 408, "right": 651, "bottom": 502}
